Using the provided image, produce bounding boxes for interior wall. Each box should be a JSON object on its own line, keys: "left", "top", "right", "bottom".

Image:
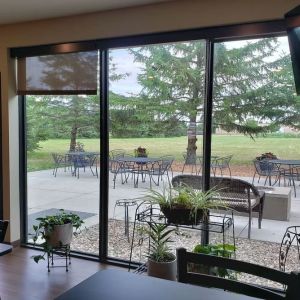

{"left": 0, "top": 0, "right": 298, "bottom": 242}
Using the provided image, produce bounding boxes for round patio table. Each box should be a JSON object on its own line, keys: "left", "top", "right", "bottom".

{"left": 115, "top": 156, "right": 160, "bottom": 188}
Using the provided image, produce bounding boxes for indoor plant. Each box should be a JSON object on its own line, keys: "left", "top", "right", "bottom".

{"left": 146, "top": 223, "right": 177, "bottom": 280}
{"left": 147, "top": 185, "right": 226, "bottom": 225}
{"left": 192, "top": 243, "right": 236, "bottom": 278}
{"left": 31, "top": 209, "right": 84, "bottom": 263}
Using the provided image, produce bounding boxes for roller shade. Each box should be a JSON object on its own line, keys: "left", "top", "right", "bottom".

{"left": 17, "top": 51, "right": 98, "bottom": 95}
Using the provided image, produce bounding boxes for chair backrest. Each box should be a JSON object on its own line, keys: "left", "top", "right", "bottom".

{"left": 177, "top": 248, "right": 300, "bottom": 300}
{"left": 253, "top": 159, "right": 275, "bottom": 175}
{"left": 109, "top": 149, "right": 125, "bottom": 160}
{"left": 0, "top": 220, "right": 9, "bottom": 242}
{"left": 159, "top": 156, "right": 174, "bottom": 172}
{"left": 172, "top": 174, "right": 260, "bottom": 200}
{"left": 215, "top": 155, "right": 233, "bottom": 167}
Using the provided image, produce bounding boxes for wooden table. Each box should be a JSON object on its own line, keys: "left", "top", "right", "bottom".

{"left": 55, "top": 269, "right": 258, "bottom": 300}
{"left": 0, "top": 243, "right": 12, "bottom": 256}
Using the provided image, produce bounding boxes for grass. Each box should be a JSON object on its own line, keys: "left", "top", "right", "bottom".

{"left": 27, "top": 135, "right": 300, "bottom": 171}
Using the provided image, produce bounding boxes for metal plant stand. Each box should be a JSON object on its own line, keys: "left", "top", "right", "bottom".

{"left": 128, "top": 200, "right": 235, "bottom": 271}
{"left": 47, "top": 244, "right": 71, "bottom": 272}
{"left": 279, "top": 226, "right": 300, "bottom": 272}
{"left": 113, "top": 199, "right": 139, "bottom": 241}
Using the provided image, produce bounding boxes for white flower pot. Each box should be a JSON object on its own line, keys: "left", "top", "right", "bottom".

{"left": 46, "top": 222, "right": 73, "bottom": 247}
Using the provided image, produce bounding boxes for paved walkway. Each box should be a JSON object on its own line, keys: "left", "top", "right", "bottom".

{"left": 27, "top": 168, "right": 300, "bottom": 244}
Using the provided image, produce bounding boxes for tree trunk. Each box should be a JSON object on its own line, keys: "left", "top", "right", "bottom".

{"left": 69, "top": 125, "right": 78, "bottom": 152}
{"left": 186, "top": 119, "right": 197, "bottom": 164}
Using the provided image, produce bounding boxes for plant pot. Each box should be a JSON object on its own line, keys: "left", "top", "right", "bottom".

{"left": 160, "top": 207, "right": 204, "bottom": 225}
{"left": 147, "top": 257, "right": 177, "bottom": 280}
{"left": 46, "top": 222, "right": 73, "bottom": 248}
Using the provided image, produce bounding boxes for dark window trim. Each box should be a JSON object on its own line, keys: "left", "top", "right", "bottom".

{"left": 19, "top": 96, "right": 27, "bottom": 243}
{"left": 99, "top": 49, "right": 109, "bottom": 262}
{"left": 0, "top": 73, "right": 2, "bottom": 220}
{"left": 18, "top": 18, "right": 289, "bottom": 266}
{"left": 11, "top": 19, "right": 286, "bottom": 58}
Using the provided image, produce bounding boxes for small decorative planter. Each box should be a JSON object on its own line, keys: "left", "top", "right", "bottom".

{"left": 256, "top": 152, "right": 277, "bottom": 161}
{"left": 46, "top": 222, "right": 73, "bottom": 247}
{"left": 160, "top": 207, "right": 204, "bottom": 225}
{"left": 134, "top": 146, "right": 148, "bottom": 157}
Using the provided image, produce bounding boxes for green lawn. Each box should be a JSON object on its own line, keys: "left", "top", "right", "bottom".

{"left": 27, "top": 135, "right": 300, "bottom": 171}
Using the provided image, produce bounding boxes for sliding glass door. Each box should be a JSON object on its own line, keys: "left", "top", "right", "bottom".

{"left": 107, "top": 41, "right": 206, "bottom": 262}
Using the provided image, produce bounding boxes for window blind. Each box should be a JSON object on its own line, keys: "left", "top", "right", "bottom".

{"left": 17, "top": 51, "right": 98, "bottom": 95}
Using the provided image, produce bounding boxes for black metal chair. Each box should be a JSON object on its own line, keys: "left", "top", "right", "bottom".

{"left": 211, "top": 155, "right": 233, "bottom": 177}
{"left": 252, "top": 159, "right": 281, "bottom": 186}
{"left": 51, "top": 153, "right": 72, "bottom": 177}
{"left": 172, "top": 175, "right": 265, "bottom": 239}
{"left": 177, "top": 248, "right": 300, "bottom": 300}
{"left": 0, "top": 220, "right": 9, "bottom": 242}
{"left": 71, "top": 153, "right": 98, "bottom": 179}
{"left": 181, "top": 152, "right": 198, "bottom": 174}
{"left": 148, "top": 156, "right": 174, "bottom": 187}
{"left": 110, "top": 158, "right": 131, "bottom": 188}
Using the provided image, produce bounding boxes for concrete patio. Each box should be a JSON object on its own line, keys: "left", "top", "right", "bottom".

{"left": 27, "top": 167, "right": 300, "bottom": 245}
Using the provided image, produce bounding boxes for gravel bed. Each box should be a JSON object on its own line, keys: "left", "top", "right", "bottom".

{"left": 71, "top": 220, "right": 300, "bottom": 289}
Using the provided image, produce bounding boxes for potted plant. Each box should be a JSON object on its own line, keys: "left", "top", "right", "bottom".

{"left": 256, "top": 152, "right": 277, "bottom": 161}
{"left": 146, "top": 223, "right": 177, "bottom": 280}
{"left": 191, "top": 243, "right": 236, "bottom": 278}
{"left": 147, "top": 185, "right": 225, "bottom": 225}
{"left": 134, "top": 146, "right": 148, "bottom": 157}
{"left": 31, "top": 209, "right": 84, "bottom": 264}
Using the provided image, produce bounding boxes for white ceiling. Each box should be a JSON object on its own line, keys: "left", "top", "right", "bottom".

{"left": 0, "top": 0, "right": 174, "bottom": 25}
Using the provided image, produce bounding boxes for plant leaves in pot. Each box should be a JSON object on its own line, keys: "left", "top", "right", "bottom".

{"left": 191, "top": 243, "right": 236, "bottom": 278}
{"left": 147, "top": 185, "right": 226, "bottom": 225}
{"left": 31, "top": 209, "right": 84, "bottom": 264}
{"left": 145, "top": 223, "right": 177, "bottom": 281}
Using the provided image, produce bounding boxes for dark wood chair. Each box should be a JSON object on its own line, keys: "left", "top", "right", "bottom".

{"left": 0, "top": 220, "right": 9, "bottom": 242}
{"left": 177, "top": 248, "right": 300, "bottom": 300}
{"left": 172, "top": 175, "right": 265, "bottom": 239}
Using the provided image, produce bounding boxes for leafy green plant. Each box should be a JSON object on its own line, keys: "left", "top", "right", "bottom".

{"left": 193, "top": 243, "right": 235, "bottom": 258}
{"left": 146, "top": 223, "right": 175, "bottom": 263}
{"left": 193, "top": 243, "right": 236, "bottom": 278}
{"left": 31, "top": 209, "right": 84, "bottom": 263}
{"left": 147, "top": 185, "right": 227, "bottom": 223}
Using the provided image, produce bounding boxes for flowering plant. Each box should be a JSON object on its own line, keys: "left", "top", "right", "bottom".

{"left": 134, "top": 146, "right": 148, "bottom": 157}
{"left": 256, "top": 152, "right": 277, "bottom": 161}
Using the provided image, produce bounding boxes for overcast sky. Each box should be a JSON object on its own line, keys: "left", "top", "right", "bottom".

{"left": 109, "top": 36, "right": 290, "bottom": 96}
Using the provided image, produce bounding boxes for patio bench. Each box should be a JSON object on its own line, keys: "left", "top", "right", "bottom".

{"left": 172, "top": 175, "right": 265, "bottom": 239}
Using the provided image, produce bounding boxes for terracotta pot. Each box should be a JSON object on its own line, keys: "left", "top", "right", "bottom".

{"left": 45, "top": 222, "right": 73, "bottom": 247}
{"left": 147, "top": 257, "right": 177, "bottom": 280}
{"left": 161, "top": 207, "right": 204, "bottom": 225}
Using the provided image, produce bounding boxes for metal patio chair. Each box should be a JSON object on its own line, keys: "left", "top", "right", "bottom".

{"left": 51, "top": 153, "right": 72, "bottom": 177}
{"left": 252, "top": 159, "right": 281, "bottom": 186}
{"left": 181, "top": 152, "right": 198, "bottom": 174}
{"left": 211, "top": 155, "right": 233, "bottom": 177}
{"left": 71, "top": 153, "right": 98, "bottom": 179}
{"left": 148, "top": 156, "right": 174, "bottom": 187}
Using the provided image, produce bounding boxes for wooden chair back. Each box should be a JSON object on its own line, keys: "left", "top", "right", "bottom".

{"left": 177, "top": 248, "right": 300, "bottom": 300}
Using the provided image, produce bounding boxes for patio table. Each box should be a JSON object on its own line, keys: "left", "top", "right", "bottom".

{"left": 269, "top": 159, "right": 300, "bottom": 196}
{"left": 115, "top": 156, "right": 160, "bottom": 188}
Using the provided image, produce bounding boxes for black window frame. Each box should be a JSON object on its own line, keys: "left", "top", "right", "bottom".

{"left": 12, "top": 18, "right": 287, "bottom": 267}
